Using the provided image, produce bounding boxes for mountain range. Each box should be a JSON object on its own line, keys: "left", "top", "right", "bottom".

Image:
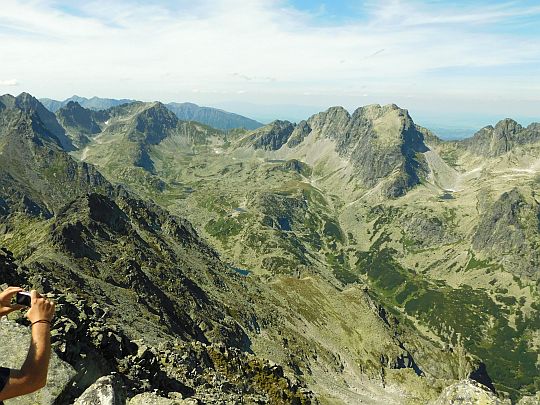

{"left": 40, "top": 96, "right": 264, "bottom": 131}
{"left": 0, "top": 92, "right": 538, "bottom": 404}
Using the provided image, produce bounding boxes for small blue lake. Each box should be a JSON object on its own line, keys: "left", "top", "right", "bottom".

{"left": 233, "top": 267, "right": 250, "bottom": 276}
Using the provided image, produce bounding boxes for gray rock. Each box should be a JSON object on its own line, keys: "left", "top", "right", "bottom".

{"left": 472, "top": 188, "right": 540, "bottom": 277}
{"left": 464, "top": 118, "right": 540, "bottom": 157}
{"left": 73, "top": 375, "right": 126, "bottom": 405}
{"left": 0, "top": 319, "right": 75, "bottom": 405}
{"left": 432, "top": 379, "right": 510, "bottom": 404}
{"left": 128, "top": 392, "right": 198, "bottom": 405}
{"left": 517, "top": 392, "right": 540, "bottom": 404}
{"left": 286, "top": 120, "right": 311, "bottom": 148}
{"left": 241, "top": 120, "right": 295, "bottom": 151}
{"left": 299, "top": 104, "right": 429, "bottom": 197}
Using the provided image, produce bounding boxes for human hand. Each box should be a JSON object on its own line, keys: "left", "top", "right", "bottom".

{"left": 0, "top": 286, "right": 24, "bottom": 317}
{"left": 26, "top": 290, "right": 55, "bottom": 324}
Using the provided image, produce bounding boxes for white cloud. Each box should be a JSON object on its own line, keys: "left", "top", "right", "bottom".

{"left": 0, "top": 0, "right": 538, "bottom": 122}
{"left": 0, "top": 79, "right": 19, "bottom": 86}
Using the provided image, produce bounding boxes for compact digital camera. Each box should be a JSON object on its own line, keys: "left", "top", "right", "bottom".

{"left": 15, "top": 291, "right": 32, "bottom": 307}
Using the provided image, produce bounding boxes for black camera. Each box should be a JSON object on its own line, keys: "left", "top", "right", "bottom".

{"left": 15, "top": 291, "right": 31, "bottom": 307}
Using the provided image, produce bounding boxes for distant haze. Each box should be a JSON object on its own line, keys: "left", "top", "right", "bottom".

{"left": 1, "top": 0, "right": 539, "bottom": 133}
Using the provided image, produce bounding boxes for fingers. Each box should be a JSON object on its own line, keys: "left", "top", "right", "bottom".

{"left": 27, "top": 290, "right": 56, "bottom": 323}
{"left": 30, "top": 289, "right": 42, "bottom": 304}
{"left": 0, "top": 286, "right": 23, "bottom": 300}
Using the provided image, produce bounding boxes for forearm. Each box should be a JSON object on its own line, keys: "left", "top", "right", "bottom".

{"left": 20, "top": 323, "right": 51, "bottom": 389}
{"left": 0, "top": 324, "right": 51, "bottom": 400}
{"left": 0, "top": 290, "right": 55, "bottom": 400}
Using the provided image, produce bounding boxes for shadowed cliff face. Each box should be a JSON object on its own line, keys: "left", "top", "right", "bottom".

{"left": 56, "top": 101, "right": 102, "bottom": 147}
{"left": 239, "top": 120, "right": 295, "bottom": 151}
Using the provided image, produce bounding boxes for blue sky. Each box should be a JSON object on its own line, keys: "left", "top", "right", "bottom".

{"left": 0, "top": 0, "right": 539, "bottom": 133}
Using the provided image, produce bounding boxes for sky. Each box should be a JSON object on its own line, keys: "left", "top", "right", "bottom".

{"left": 0, "top": 0, "right": 539, "bottom": 135}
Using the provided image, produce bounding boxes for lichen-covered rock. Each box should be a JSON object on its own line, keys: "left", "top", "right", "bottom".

{"left": 0, "top": 319, "right": 75, "bottom": 405}
{"left": 517, "top": 392, "right": 540, "bottom": 404}
{"left": 128, "top": 392, "right": 198, "bottom": 405}
{"left": 432, "top": 379, "right": 510, "bottom": 404}
{"left": 73, "top": 375, "right": 126, "bottom": 405}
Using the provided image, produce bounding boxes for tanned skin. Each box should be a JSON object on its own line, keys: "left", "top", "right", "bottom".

{"left": 0, "top": 288, "right": 55, "bottom": 400}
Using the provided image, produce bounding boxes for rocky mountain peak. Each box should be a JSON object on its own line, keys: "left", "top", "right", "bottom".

{"left": 307, "top": 106, "right": 350, "bottom": 137}
{"left": 527, "top": 122, "right": 540, "bottom": 131}
{"left": 353, "top": 104, "right": 413, "bottom": 127}
{"left": 132, "top": 102, "right": 179, "bottom": 145}
{"left": 0, "top": 93, "right": 16, "bottom": 109}
{"left": 14, "top": 91, "right": 39, "bottom": 108}
{"left": 494, "top": 118, "right": 522, "bottom": 138}
{"left": 464, "top": 118, "right": 538, "bottom": 157}
{"left": 280, "top": 103, "right": 428, "bottom": 197}
{"left": 55, "top": 101, "right": 103, "bottom": 148}
{"left": 65, "top": 100, "right": 83, "bottom": 109}
{"left": 0, "top": 92, "right": 75, "bottom": 151}
{"left": 240, "top": 120, "right": 295, "bottom": 150}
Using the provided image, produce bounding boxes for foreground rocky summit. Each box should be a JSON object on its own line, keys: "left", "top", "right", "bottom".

{"left": 1, "top": 249, "right": 314, "bottom": 404}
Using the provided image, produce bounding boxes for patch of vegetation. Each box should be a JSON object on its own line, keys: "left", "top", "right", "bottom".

{"left": 355, "top": 248, "right": 539, "bottom": 400}
{"left": 439, "top": 148, "right": 460, "bottom": 167}
{"left": 205, "top": 216, "right": 244, "bottom": 242}
{"left": 196, "top": 193, "right": 237, "bottom": 216}
{"left": 206, "top": 346, "right": 312, "bottom": 404}
{"left": 326, "top": 251, "right": 358, "bottom": 284}
{"left": 262, "top": 256, "right": 299, "bottom": 274}
{"left": 42, "top": 156, "right": 69, "bottom": 181}
{"left": 495, "top": 294, "right": 517, "bottom": 306}
{"left": 323, "top": 220, "right": 344, "bottom": 243}
{"left": 465, "top": 251, "right": 493, "bottom": 271}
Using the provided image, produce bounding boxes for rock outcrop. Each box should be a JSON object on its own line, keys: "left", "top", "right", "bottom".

{"left": 432, "top": 379, "right": 510, "bottom": 404}
{"left": 472, "top": 188, "right": 540, "bottom": 277}
{"left": 282, "top": 104, "right": 429, "bottom": 197}
{"left": 240, "top": 120, "right": 295, "bottom": 151}
{"left": 73, "top": 375, "right": 126, "bottom": 405}
{"left": 464, "top": 118, "right": 540, "bottom": 157}
{"left": 128, "top": 392, "right": 197, "bottom": 404}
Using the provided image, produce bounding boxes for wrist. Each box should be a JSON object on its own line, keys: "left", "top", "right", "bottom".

{"left": 30, "top": 319, "right": 52, "bottom": 327}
